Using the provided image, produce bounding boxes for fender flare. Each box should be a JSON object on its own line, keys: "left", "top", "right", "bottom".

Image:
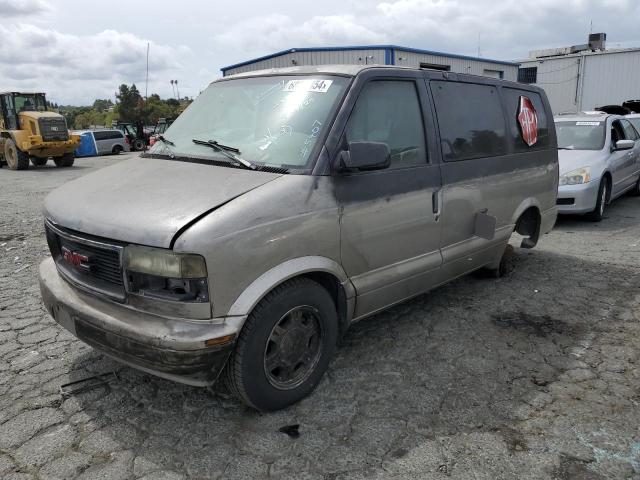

{"left": 510, "top": 197, "right": 542, "bottom": 226}
{"left": 226, "top": 256, "right": 355, "bottom": 318}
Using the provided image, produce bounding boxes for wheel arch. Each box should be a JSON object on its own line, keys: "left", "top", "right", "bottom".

{"left": 601, "top": 171, "right": 612, "bottom": 202}
{"left": 511, "top": 198, "right": 542, "bottom": 249}
{"left": 226, "top": 256, "right": 355, "bottom": 335}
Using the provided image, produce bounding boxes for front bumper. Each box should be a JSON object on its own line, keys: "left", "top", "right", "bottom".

{"left": 23, "top": 136, "right": 80, "bottom": 157}
{"left": 556, "top": 181, "right": 600, "bottom": 214}
{"left": 39, "top": 257, "right": 243, "bottom": 386}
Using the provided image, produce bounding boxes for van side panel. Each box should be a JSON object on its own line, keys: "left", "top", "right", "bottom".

{"left": 429, "top": 78, "right": 557, "bottom": 277}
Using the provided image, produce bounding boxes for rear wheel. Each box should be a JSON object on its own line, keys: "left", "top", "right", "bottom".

{"left": 53, "top": 153, "right": 75, "bottom": 167}
{"left": 112, "top": 145, "right": 123, "bottom": 155}
{"left": 587, "top": 178, "right": 608, "bottom": 222}
{"left": 630, "top": 175, "right": 640, "bottom": 196}
{"left": 224, "top": 278, "right": 338, "bottom": 411}
{"left": 4, "top": 139, "right": 29, "bottom": 170}
{"left": 30, "top": 157, "right": 48, "bottom": 167}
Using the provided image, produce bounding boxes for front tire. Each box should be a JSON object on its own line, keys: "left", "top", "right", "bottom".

{"left": 587, "top": 178, "right": 608, "bottom": 222}
{"left": 133, "top": 139, "right": 145, "bottom": 151}
{"left": 112, "top": 145, "right": 123, "bottom": 155}
{"left": 4, "top": 139, "right": 29, "bottom": 170}
{"left": 224, "top": 278, "right": 338, "bottom": 411}
{"left": 53, "top": 153, "right": 75, "bottom": 167}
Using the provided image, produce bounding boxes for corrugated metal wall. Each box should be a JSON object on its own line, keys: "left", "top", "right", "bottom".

{"left": 393, "top": 49, "right": 518, "bottom": 81}
{"left": 521, "top": 49, "right": 640, "bottom": 113}
{"left": 224, "top": 49, "right": 387, "bottom": 76}
{"left": 223, "top": 48, "right": 518, "bottom": 81}
{"left": 519, "top": 57, "right": 581, "bottom": 113}
{"left": 580, "top": 50, "right": 640, "bottom": 110}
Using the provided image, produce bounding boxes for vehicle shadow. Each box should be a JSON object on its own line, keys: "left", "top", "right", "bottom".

{"left": 553, "top": 193, "right": 640, "bottom": 233}
{"left": 64, "top": 248, "right": 636, "bottom": 478}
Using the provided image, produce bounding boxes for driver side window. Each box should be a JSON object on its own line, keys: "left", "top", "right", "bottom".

{"left": 346, "top": 80, "right": 427, "bottom": 169}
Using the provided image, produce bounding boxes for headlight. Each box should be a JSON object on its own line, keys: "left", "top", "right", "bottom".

{"left": 559, "top": 167, "right": 590, "bottom": 186}
{"left": 124, "top": 245, "right": 209, "bottom": 303}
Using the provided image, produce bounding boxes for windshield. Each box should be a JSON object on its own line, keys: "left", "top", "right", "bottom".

{"left": 15, "top": 94, "right": 46, "bottom": 112}
{"left": 627, "top": 117, "right": 640, "bottom": 135}
{"left": 147, "top": 75, "right": 349, "bottom": 171}
{"left": 555, "top": 120, "right": 606, "bottom": 150}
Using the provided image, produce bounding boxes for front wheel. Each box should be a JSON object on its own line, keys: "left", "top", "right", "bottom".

{"left": 133, "top": 139, "right": 145, "bottom": 151}
{"left": 53, "top": 153, "right": 75, "bottom": 167}
{"left": 4, "top": 139, "right": 29, "bottom": 170}
{"left": 587, "top": 178, "right": 608, "bottom": 222}
{"left": 224, "top": 278, "right": 338, "bottom": 411}
{"left": 112, "top": 145, "right": 123, "bottom": 155}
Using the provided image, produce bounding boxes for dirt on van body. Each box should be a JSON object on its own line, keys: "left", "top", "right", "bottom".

{"left": 0, "top": 153, "right": 638, "bottom": 479}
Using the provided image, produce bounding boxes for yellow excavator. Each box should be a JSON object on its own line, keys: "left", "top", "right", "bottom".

{"left": 0, "top": 92, "right": 80, "bottom": 170}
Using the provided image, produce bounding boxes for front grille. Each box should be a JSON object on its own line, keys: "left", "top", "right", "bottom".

{"left": 556, "top": 198, "right": 575, "bottom": 205}
{"left": 38, "top": 117, "right": 69, "bottom": 142}
{"left": 45, "top": 221, "right": 125, "bottom": 301}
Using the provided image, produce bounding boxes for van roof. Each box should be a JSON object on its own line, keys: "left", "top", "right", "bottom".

{"left": 218, "top": 64, "right": 538, "bottom": 91}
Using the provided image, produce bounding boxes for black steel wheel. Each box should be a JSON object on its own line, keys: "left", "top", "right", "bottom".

{"left": 224, "top": 278, "right": 338, "bottom": 411}
{"left": 264, "top": 305, "right": 324, "bottom": 390}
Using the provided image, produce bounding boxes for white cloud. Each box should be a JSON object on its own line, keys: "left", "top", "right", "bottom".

{"left": 0, "top": 0, "right": 50, "bottom": 16}
{"left": 214, "top": 0, "right": 640, "bottom": 66}
{"left": 0, "top": 23, "right": 191, "bottom": 104}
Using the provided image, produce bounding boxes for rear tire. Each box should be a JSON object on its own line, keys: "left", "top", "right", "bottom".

{"left": 53, "top": 153, "right": 75, "bottom": 167}
{"left": 630, "top": 175, "right": 640, "bottom": 196}
{"left": 112, "top": 145, "right": 123, "bottom": 155}
{"left": 586, "top": 178, "right": 608, "bottom": 222}
{"left": 4, "top": 139, "right": 29, "bottom": 170}
{"left": 31, "top": 157, "right": 48, "bottom": 167}
{"left": 224, "top": 278, "right": 338, "bottom": 411}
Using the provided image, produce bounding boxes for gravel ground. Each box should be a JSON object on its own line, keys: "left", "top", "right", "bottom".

{"left": 0, "top": 153, "right": 639, "bottom": 480}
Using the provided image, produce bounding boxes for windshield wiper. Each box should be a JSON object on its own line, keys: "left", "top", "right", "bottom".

{"left": 156, "top": 135, "right": 174, "bottom": 146}
{"left": 192, "top": 138, "right": 255, "bottom": 170}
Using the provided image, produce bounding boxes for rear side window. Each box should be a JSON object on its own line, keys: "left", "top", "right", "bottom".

{"left": 346, "top": 80, "right": 427, "bottom": 169}
{"left": 620, "top": 119, "right": 639, "bottom": 141}
{"left": 92, "top": 131, "right": 108, "bottom": 141}
{"left": 108, "top": 131, "right": 124, "bottom": 140}
{"left": 431, "top": 81, "right": 506, "bottom": 161}
{"left": 502, "top": 88, "right": 550, "bottom": 151}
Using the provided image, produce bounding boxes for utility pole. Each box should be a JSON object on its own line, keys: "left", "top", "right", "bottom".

{"left": 145, "top": 42, "right": 149, "bottom": 101}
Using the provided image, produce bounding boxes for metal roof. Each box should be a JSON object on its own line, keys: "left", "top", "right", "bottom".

{"left": 221, "top": 45, "right": 520, "bottom": 73}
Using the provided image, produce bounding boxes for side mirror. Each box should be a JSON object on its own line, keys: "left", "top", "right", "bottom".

{"left": 336, "top": 141, "right": 390, "bottom": 172}
{"left": 615, "top": 139, "right": 634, "bottom": 151}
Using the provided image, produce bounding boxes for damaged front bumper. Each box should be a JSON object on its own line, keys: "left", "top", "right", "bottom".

{"left": 39, "top": 257, "right": 243, "bottom": 387}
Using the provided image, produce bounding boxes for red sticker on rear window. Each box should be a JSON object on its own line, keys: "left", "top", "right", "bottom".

{"left": 517, "top": 96, "right": 538, "bottom": 147}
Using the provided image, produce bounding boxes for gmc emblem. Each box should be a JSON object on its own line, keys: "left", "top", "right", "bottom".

{"left": 61, "top": 246, "right": 91, "bottom": 271}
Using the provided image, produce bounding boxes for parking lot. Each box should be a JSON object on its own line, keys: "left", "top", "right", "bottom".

{"left": 0, "top": 152, "right": 639, "bottom": 479}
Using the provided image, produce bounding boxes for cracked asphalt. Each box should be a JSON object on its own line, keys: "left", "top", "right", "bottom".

{"left": 1, "top": 153, "right": 639, "bottom": 479}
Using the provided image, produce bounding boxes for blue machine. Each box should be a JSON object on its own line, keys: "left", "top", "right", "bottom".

{"left": 74, "top": 131, "right": 97, "bottom": 157}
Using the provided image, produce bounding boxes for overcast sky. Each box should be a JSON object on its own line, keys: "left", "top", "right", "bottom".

{"left": 1, "top": 0, "right": 639, "bottom": 105}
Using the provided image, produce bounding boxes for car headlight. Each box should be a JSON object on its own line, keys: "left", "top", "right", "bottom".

{"left": 559, "top": 167, "right": 591, "bottom": 186}
{"left": 124, "top": 245, "right": 209, "bottom": 303}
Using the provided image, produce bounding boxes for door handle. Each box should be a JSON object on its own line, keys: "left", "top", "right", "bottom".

{"left": 432, "top": 189, "right": 441, "bottom": 220}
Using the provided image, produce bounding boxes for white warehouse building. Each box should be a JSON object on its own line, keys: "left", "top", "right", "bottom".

{"left": 221, "top": 45, "right": 519, "bottom": 80}
{"left": 518, "top": 33, "right": 640, "bottom": 114}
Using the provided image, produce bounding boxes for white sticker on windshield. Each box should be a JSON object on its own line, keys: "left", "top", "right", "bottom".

{"left": 576, "top": 121, "right": 600, "bottom": 126}
{"left": 283, "top": 79, "right": 333, "bottom": 93}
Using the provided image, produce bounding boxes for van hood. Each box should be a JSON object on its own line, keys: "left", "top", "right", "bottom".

{"left": 44, "top": 157, "right": 282, "bottom": 248}
{"left": 558, "top": 149, "right": 604, "bottom": 176}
